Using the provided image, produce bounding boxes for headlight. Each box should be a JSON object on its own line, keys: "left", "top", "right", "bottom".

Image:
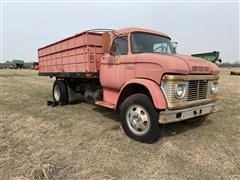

{"left": 175, "top": 83, "right": 187, "bottom": 99}
{"left": 210, "top": 81, "right": 218, "bottom": 94}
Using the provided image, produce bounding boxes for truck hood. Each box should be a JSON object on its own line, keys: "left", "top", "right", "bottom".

{"left": 135, "top": 53, "right": 220, "bottom": 74}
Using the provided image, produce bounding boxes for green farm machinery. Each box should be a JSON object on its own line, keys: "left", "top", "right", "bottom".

{"left": 191, "top": 51, "right": 222, "bottom": 63}
{"left": 7, "top": 60, "right": 25, "bottom": 69}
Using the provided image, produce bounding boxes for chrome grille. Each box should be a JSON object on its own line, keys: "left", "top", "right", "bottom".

{"left": 188, "top": 80, "right": 208, "bottom": 101}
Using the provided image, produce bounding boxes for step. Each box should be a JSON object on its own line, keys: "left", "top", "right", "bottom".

{"left": 95, "top": 101, "right": 115, "bottom": 109}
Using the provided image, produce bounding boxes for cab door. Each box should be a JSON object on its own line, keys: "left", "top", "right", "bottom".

{"left": 100, "top": 36, "right": 128, "bottom": 90}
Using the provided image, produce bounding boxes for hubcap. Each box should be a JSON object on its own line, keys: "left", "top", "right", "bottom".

{"left": 126, "top": 105, "right": 150, "bottom": 135}
{"left": 54, "top": 85, "right": 60, "bottom": 102}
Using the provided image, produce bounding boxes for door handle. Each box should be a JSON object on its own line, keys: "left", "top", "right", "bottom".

{"left": 127, "top": 65, "right": 134, "bottom": 70}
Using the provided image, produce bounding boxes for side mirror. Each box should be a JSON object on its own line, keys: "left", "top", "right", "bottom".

{"left": 172, "top": 42, "right": 178, "bottom": 54}
{"left": 102, "top": 32, "right": 111, "bottom": 53}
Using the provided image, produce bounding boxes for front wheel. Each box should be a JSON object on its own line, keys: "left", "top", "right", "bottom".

{"left": 120, "top": 94, "right": 161, "bottom": 143}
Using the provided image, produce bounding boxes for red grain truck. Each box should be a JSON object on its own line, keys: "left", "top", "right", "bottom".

{"left": 38, "top": 28, "right": 220, "bottom": 143}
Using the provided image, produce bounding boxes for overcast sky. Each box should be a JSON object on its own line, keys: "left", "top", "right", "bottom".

{"left": 1, "top": 1, "right": 239, "bottom": 63}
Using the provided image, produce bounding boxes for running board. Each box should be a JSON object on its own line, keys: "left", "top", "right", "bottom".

{"left": 95, "top": 101, "right": 115, "bottom": 109}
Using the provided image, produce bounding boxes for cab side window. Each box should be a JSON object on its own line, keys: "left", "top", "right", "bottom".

{"left": 110, "top": 36, "right": 128, "bottom": 55}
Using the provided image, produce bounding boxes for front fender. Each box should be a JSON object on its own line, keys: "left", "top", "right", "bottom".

{"left": 118, "top": 79, "right": 167, "bottom": 110}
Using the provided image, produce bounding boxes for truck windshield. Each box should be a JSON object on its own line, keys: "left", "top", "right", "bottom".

{"left": 131, "top": 32, "right": 175, "bottom": 54}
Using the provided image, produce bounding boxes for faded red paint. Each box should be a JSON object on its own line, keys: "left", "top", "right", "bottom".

{"left": 119, "top": 79, "right": 167, "bottom": 109}
{"left": 38, "top": 27, "right": 220, "bottom": 110}
{"left": 38, "top": 32, "right": 104, "bottom": 73}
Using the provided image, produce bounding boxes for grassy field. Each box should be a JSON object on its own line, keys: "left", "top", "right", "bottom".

{"left": 1, "top": 68, "right": 240, "bottom": 179}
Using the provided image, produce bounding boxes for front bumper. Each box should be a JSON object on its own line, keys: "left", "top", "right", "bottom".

{"left": 159, "top": 103, "right": 217, "bottom": 124}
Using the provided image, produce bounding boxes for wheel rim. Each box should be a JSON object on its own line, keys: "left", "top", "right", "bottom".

{"left": 53, "top": 85, "right": 60, "bottom": 102}
{"left": 126, "top": 105, "right": 151, "bottom": 135}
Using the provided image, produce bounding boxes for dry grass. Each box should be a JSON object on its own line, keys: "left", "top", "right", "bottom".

{"left": 1, "top": 68, "right": 240, "bottom": 179}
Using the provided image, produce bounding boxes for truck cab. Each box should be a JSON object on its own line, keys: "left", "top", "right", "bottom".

{"left": 39, "top": 27, "right": 220, "bottom": 143}
{"left": 97, "top": 28, "right": 219, "bottom": 142}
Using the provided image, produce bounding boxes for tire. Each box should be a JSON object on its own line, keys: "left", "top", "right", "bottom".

{"left": 52, "top": 80, "right": 68, "bottom": 105}
{"left": 120, "top": 93, "right": 161, "bottom": 143}
{"left": 183, "top": 115, "right": 209, "bottom": 125}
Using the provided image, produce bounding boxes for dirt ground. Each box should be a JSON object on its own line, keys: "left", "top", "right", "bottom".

{"left": 1, "top": 68, "right": 240, "bottom": 179}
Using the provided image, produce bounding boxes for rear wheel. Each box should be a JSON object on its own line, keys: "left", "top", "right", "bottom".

{"left": 52, "top": 80, "right": 68, "bottom": 105}
{"left": 120, "top": 94, "right": 161, "bottom": 143}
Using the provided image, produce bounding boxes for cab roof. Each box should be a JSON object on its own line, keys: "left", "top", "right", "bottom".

{"left": 116, "top": 27, "right": 170, "bottom": 38}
